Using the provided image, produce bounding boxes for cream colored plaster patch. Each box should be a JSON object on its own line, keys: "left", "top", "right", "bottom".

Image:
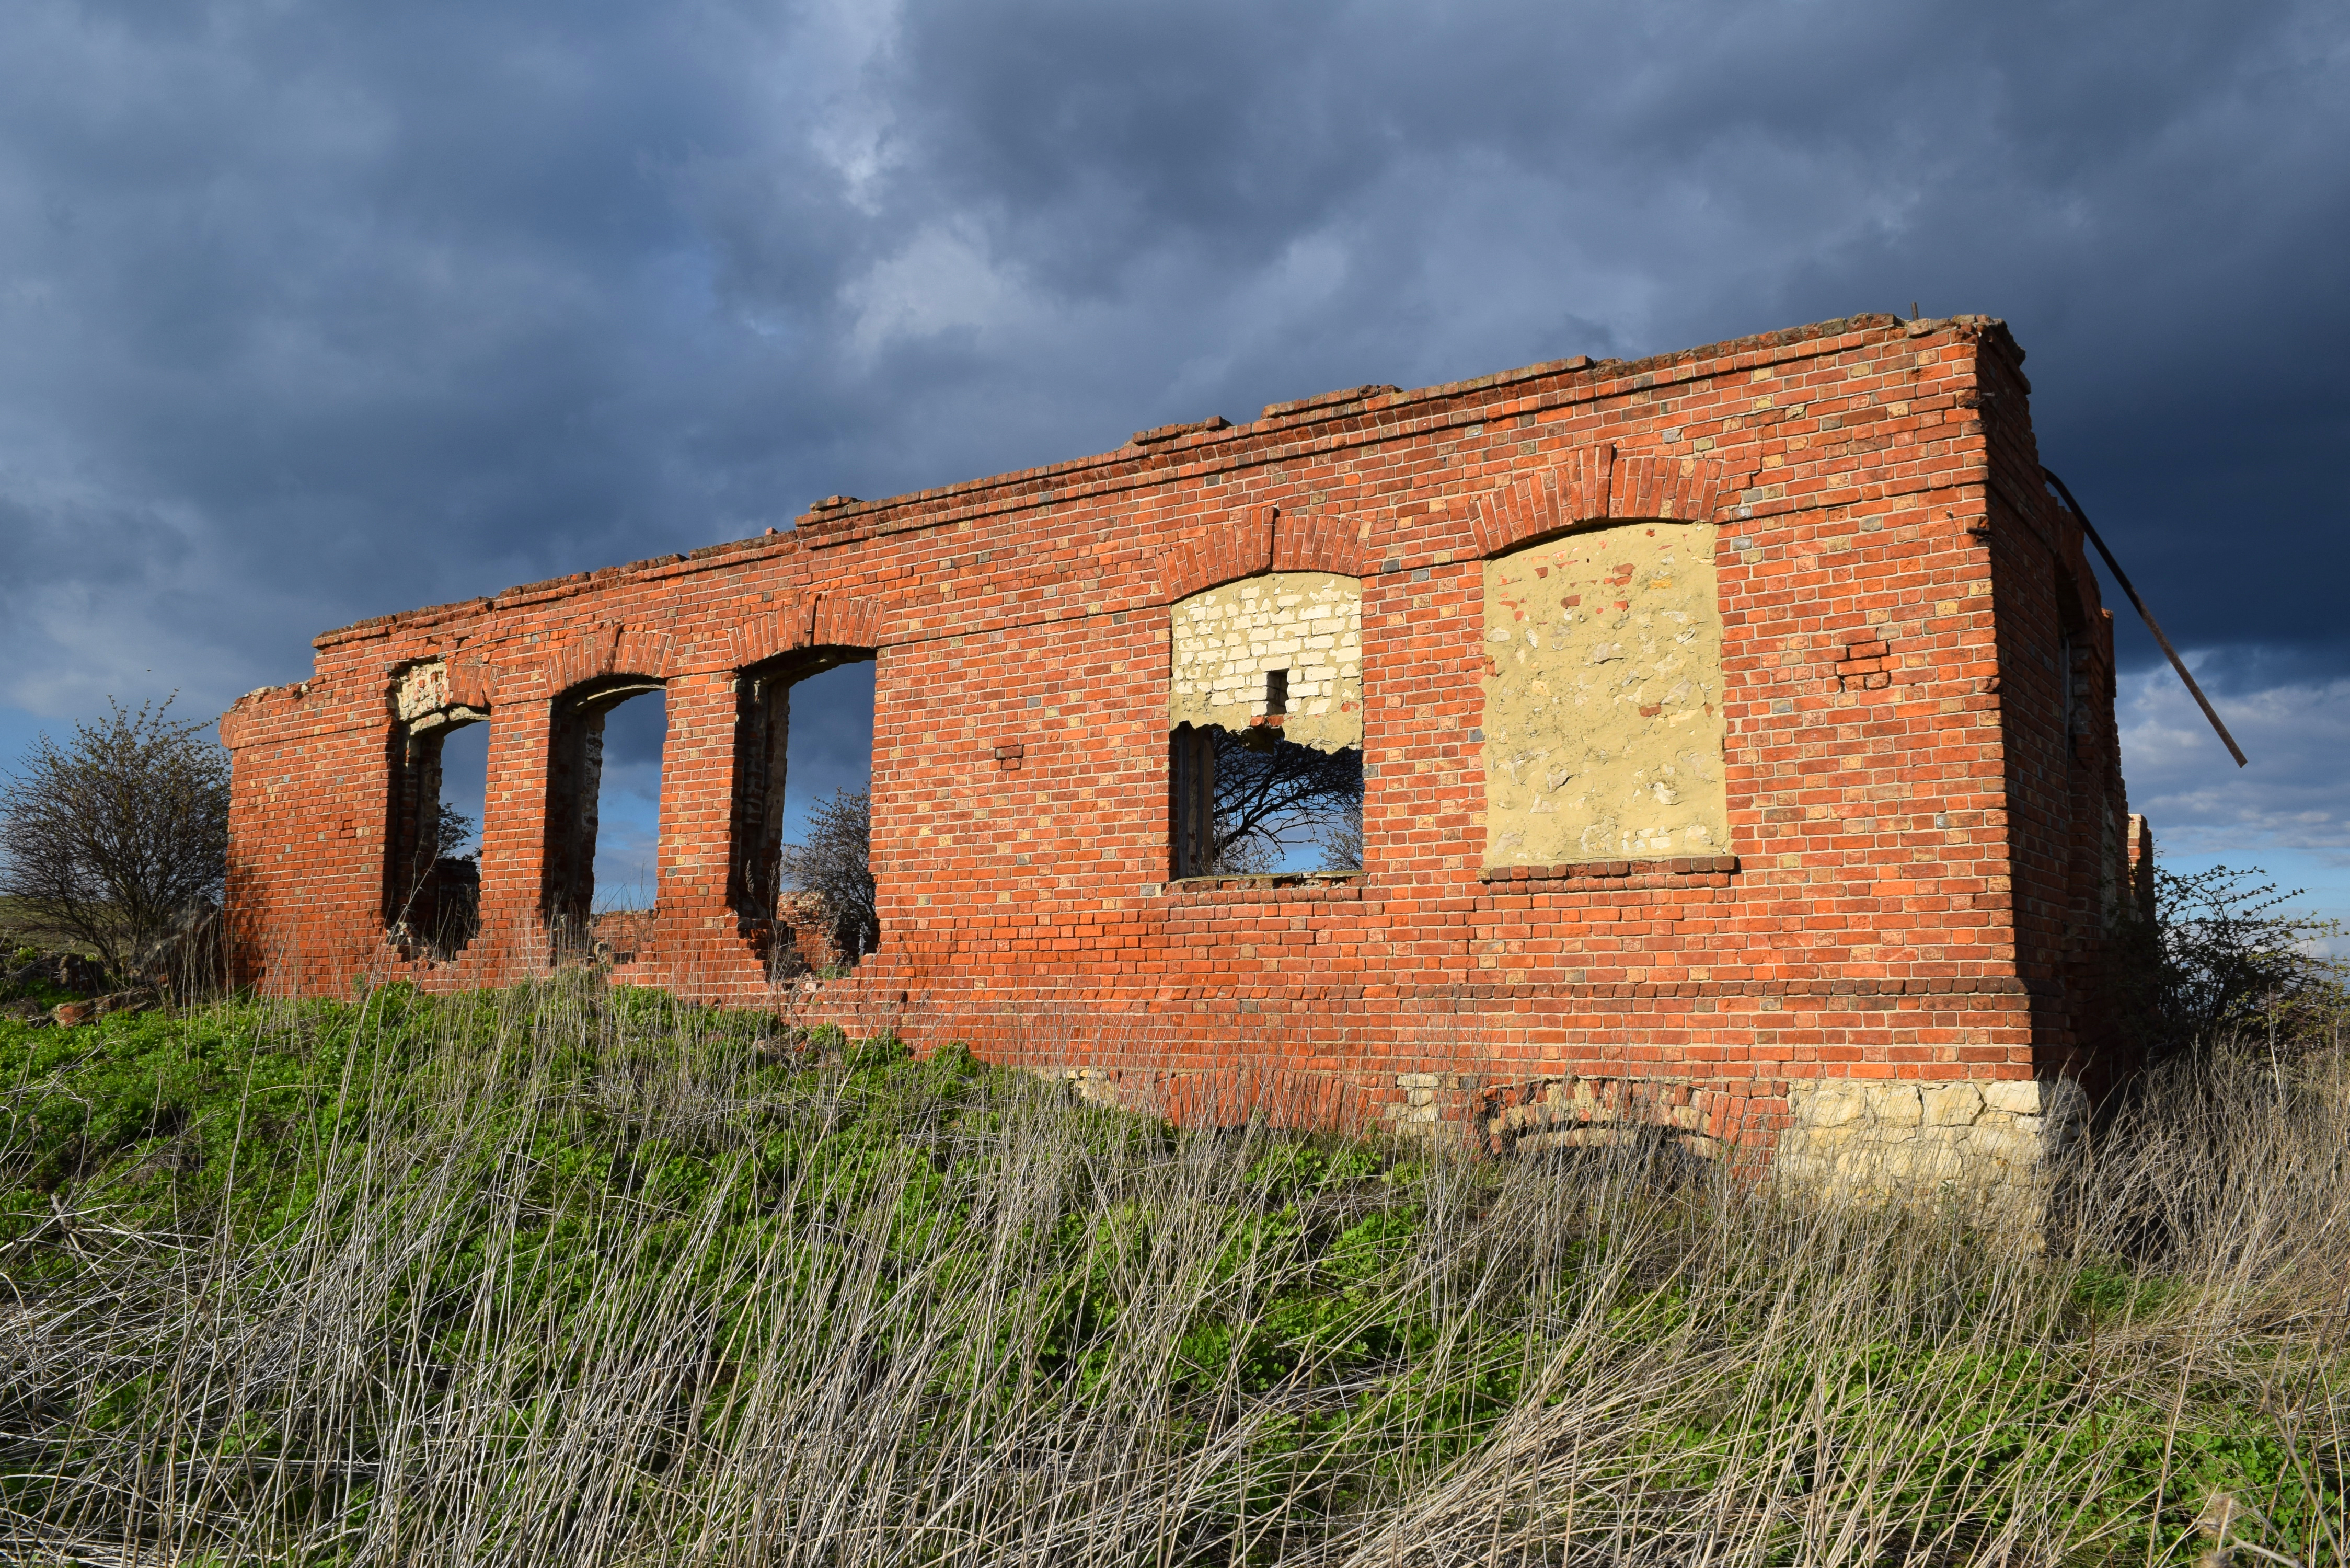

{"left": 1481, "top": 521, "right": 1726, "bottom": 865}
{"left": 393, "top": 661, "right": 453, "bottom": 722}
{"left": 391, "top": 660, "right": 484, "bottom": 732}
{"left": 1169, "top": 572, "right": 1362, "bottom": 752}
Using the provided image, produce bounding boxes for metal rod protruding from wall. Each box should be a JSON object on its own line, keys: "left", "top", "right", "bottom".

{"left": 2041, "top": 466, "right": 2248, "bottom": 769}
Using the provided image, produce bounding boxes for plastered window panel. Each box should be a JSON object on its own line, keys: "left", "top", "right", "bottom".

{"left": 1480, "top": 521, "right": 1727, "bottom": 867}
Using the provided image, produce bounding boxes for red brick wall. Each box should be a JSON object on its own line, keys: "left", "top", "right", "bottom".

{"left": 220, "top": 314, "right": 2141, "bottom": 1146}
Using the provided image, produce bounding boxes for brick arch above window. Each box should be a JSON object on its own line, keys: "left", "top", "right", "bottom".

{"left": 1154, "top": 504, "right": 1367, "bottom": 604}
{"left": 535, "top": 621, "right": 681, "bottom": 699}
{"left": 718, "top": 593, "right": 885, "bottom": 672}
{"left": 1470, "top": 444, "right": 1754, "bottom": 560}
{"left": 1271, "top": 511, "right": 1368, "bottom": 579}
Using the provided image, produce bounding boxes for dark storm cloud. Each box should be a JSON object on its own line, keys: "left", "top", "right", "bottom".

{"left": 1, "top": 0, "right": 2343, "bottom": 879}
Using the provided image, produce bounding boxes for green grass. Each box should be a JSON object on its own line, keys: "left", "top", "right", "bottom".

{"left": 2, "top": 927, "right": 102, "bottom": 1009}
{"left": 2, "top": 983, "right": 2345, "bottom": 1565}
{"left": 0, "top": 896, "right": 101, "bottom": 960}
{"left": 0, "top": 975, "right": 85, "bottom": 1010}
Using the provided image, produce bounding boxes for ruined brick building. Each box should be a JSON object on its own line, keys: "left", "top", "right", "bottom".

{"left": 221, "top": 314, "right": 2150, "bottom": 1182}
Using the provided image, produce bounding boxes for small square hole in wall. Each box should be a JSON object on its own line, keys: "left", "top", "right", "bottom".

{"left": 1265, "top": 668, "right": 1288, "bottom": 717}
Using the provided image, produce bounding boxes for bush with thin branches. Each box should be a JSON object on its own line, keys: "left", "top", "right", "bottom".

{"left": 2113, "top": 863, "right": 2345, "bottom": 1066}
{"left": 1208, "top": 729, "right": 1362, "bottom": 873}
{"left": 0, "top": 697, "right": 230, "bottom": 984}
{"left": 784, "top": 788, "right": 878, "bottom": 964}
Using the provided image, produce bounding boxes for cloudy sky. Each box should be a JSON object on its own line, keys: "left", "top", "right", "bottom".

{"left": 2, "top": 0, "right": 2344, "bottom": 915}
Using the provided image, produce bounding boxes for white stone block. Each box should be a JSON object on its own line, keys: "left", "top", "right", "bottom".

{"left": 1795, "top": 1083, "right": 1865, "bottom": 1128}
{"left": 1920, "top": 1083, "right": 1985, "bottom": 1127}
{"left": 1981, "top": 1079, "right": 2043, "bottom": 1115}
{"left": 1965, "top": 1122, "right": 2038, "bottom": 1163}
{"left": 1872, "top": 1086, "right": 1925, "bottom": 1127}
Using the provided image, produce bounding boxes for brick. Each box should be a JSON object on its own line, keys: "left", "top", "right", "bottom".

{"left": 220, "top": 312, "right": 2140, "bottom": 1155}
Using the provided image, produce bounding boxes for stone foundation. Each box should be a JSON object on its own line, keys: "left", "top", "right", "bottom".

{"left": 1775, "top": 1077, "right": 2084, "bottom": 1211}
{"left": 1388, "top": 1070, "right": 1478, "bottom": 1132}
{"left": 1472, "top": 1071, "right": 1767, "bottom": 1159}
{"left": 1046, "top": 1065, "right": 2086, "bottom": 1215}
{"left": 1466, "top": 1069, "right": 2087, "bottom": 1212}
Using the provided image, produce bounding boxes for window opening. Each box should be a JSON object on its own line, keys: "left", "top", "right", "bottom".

{"left": 730, "top": 653, "right": 877, "bottom": 977}
{"left": 542, "top": 677, "right": 665, "bottom": 951}
{"left": 592, "top": 689, "right": 667, "bottom": 914}
{"left": 1172, "top": 724, "right": 1362, "bottom": 876}
{"left": 384, "top": 664, "right": 488, "bottom": 958}
{"left": 434, "top": 719, "right": 489, "bottom": 952}
{"left": 1167, "top": 571, "right": 1365, "bottom": 881}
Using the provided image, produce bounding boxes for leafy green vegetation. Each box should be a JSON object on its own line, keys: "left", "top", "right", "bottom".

{"left": 3, "top": 983, "right": 2344, "bottom": 1565}
{"left": 0, "top": 974, "right": 82, "bottom": 1010}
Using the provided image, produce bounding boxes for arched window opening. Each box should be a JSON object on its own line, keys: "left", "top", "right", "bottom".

{"left": 730, "top": 653, "right": 877, "bottom": 977}
{"left": 384, "top": 661, "right": 487, "bottom": 959}
{"left": 1168, "top": 572, "right": 1364, "bottom": 879}
{"left": 591, "top": 689, "right": 667, "bottom": 915}
{"left": 542, "top": 677, "right": 665, "bottom": 950}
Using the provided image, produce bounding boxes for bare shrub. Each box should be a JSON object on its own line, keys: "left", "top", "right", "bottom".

{"left": 2112, "top": 863, "right": 2345, "bottom": 1066}
{"left": 0, "top": 697, "right": 231, "bottom": 985}
{"left": 784, "top": 788, "right": 878, "bottom": 963}
{"left": 1312, "top": 810, "right": 1363, "bottom": 874}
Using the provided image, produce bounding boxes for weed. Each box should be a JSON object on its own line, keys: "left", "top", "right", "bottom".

{"left": 1, "top": 987, "right": 2344, "bottom": 1565}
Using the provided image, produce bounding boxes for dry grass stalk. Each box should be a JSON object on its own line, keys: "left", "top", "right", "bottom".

{"left": 2, "top": 984, "right": 2344, "bottom": 1565}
